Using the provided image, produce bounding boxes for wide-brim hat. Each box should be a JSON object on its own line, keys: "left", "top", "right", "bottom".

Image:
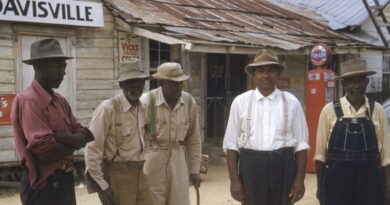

{"left": 245, "top": 49, "right": 285, "bottom": 74}
{"left": 23, "top": 38, "right": 73, "bottom": 65}
{"left": 335, "top": 58, "right": 376, "bottom": 80}
{"left": 152, "top": 62, "right": 189, "bottom": 82}
{"left": 117, "top": 58, "right": 150, "bottom": 82}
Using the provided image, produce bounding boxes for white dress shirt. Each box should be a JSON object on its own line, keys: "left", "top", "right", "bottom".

{"left": 223, "top": 88, "right": 309, "bottom": 152}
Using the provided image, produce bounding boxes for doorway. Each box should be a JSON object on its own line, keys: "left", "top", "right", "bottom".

{"left": 206, "top": 54, "right": 248, "bottom": 144}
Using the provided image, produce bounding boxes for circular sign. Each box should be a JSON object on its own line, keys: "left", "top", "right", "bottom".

{"left": 310, "top": 44, "right": 331, "bottom": 67}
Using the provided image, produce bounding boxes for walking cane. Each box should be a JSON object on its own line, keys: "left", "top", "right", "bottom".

{"left": 195, "top": 186, "right": 200, "bottom": 205}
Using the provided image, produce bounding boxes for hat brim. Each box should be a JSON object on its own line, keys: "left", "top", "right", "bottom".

{"left": 334, "top": 70, "right": 376, "bottom": 80}
{"left": 117, "top": 74, "right": 150, "bottom": 82}
{"left": 245, "top": 62, "right": 285, "bottom": 73}
{"left": 152, "top": 73, "right": 189, "bottom": 82}
{"left": 23, "top": 56, "right": 73, "bottom": 65}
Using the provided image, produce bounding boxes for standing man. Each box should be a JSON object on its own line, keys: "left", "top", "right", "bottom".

{"left": 85, "top": 59, "right": 154, "bottom": 205}
{"left": 223, "top": 49, "right": 309, "bottom": 205}
{"left": 141, "top": 62, "right": 202, "bottom": 205}
{"left": 11, "top": 38, "right": 94, "bottom": 205}
{"left": 315, "top": 59, "right": 390, "bottom": 205}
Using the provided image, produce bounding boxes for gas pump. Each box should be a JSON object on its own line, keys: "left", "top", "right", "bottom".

{"left": 306, "top": 44, "right": 335, "bottom": 172}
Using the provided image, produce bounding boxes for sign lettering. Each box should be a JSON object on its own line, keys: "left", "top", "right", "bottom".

{"left": 0, "top": 0, "right": 103, "bottom": 27}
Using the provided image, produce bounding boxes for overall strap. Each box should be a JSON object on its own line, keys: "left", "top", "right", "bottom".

{"left": 333, "top": 99, "right": 343, "bottom": 119}
{"left": 367, "top": 99, "right": 375, "bottom": 118}
{"left": 282, "top": 92, "right": 288, "bottom": 146}
{"left": 148, "top": 91, "right": 157, "bottom": 137}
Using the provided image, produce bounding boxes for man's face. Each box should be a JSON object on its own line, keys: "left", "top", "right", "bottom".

{"left": 36, "top": 58, "right": 67, "bottom": 89}
{"left": 342, "top": 75, "right": 369, "bottom": 98}
{"left": 251, "top": 65, "right": 280, "bottom": 93}
{"left": 119, "top": 78, "right": 146, "bottom": 102}
{"left": 161, "top": 80, "right": 184, "bottom": 102}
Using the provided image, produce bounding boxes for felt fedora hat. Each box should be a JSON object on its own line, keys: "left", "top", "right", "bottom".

{"left": 23, "top": 38, "right": 73, "bottom": 65}
{"left": 117, "top": 58, "right": 149, "bottom": 82}
{"left": 335, "top": 58, "right": 376, "bottom": 80}
{"left": 245, "top": 49, "right": 285, "bottom": 74}
{"left": 152, "top": 62, "right": 189, "bottom": 82}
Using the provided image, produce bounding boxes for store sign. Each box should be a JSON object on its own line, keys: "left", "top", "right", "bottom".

{"left": 0, "top": 0, "right": 104, "bottom": 27}
{"left": 119, "top": 33, "right": 142, "bottom": 62}
{"left": 0, "top": 95, "right": 15, "bottom": 125}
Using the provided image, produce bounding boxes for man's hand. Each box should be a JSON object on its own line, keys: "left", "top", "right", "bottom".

{"left": 190, "top": 173, "right": 202, "bottom": 188}
{"left": 289, "top": 178, "right": 305, "bottom": 204}
{"left": 230, "top": 178, "right": 245, "bottom": 202}
{"left": 98, "top": 186, "right": 116, "bottom": 205}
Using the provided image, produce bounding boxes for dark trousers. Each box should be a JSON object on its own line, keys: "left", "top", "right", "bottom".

{"left": 239, "top": 148, "right": 296, "bottom": 205}
{"left": 20, "top": 170, "right": 76, "bottom": 205}
{"left": 322, "top": 159, "right": 384, "bottom": 205}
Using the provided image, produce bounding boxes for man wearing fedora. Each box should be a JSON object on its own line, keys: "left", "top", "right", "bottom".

{"left": 223, "top": 49, "right": 309, "bottom": 205}
{"left": 314, "top": 58, "right": 390, "bottom": 205}
{"left": 85, "top": 59, "right": 154, "bottom": 205}
{"left": 140, "top": 62, "right": 202, "bottom": 205}
{"left": 10, "top": 38, "right": 94, "bottom": 205}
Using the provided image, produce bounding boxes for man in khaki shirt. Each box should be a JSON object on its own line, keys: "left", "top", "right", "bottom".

{"left": 314, "top": 58, "right": 390, "bottom": 205}
{"left": 85, "top": 59, "right": 154, "bottom": 205}
{"left": 141, "top": 62, "right": 202, "bottom": 205}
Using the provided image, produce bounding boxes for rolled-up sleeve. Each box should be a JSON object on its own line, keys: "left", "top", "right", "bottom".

{"left": 223, "top": 99, "right": 241, "bottom": 152}
{"left": 20, "top": 100, "right": 56, "bottom": 155}
{"left": 292, "top": 101, "right": 310, "bottom": 152}
{"left": 85, "top": 105, "right": 111, "bottom": 190}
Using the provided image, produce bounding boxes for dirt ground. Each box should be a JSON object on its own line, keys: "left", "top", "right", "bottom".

{"left": 0, "top": 164, "right": 319, "bottom": 205}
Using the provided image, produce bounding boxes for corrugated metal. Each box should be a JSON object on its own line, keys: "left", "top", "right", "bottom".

{"left": 104, "top": 0, "right": 367, "bottom": 50}
{"left": 272, "top": 0, "right": 390, "bottom": 30}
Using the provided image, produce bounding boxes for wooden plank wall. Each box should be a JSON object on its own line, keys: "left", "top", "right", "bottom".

{"left": 282, "top": 55, "right": 307, "bottom": 106}
{"left": 75, "top": 6, "right": 116, "bottom": 126}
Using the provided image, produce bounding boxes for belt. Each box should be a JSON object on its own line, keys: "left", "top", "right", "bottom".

{"left": 103, "top": 160, "right": 145, "bottom": 168}
{"left": 240, "top": 147, "right": 294, "bottom": 156}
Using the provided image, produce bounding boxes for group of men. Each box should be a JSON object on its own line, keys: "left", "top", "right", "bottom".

{"left": 11, "top": 38, "right": 201, "bottom": 205}
{"left": 10, "top": 38, "right": 390, "bottom": 205}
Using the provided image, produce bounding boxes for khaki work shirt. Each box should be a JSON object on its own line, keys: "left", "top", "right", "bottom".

{"left": 85, "top": 92, "right": 146, "bottom": 190}
{"left": 141, "top": 87, "right": 202, "bottom": 174}
{"left": 315, "top": 96, "right": 390, "bottom": 167}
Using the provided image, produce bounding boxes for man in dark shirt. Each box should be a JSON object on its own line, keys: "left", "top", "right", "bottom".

{"left": 11, "top": 38, "right": 94, "bottom": 205}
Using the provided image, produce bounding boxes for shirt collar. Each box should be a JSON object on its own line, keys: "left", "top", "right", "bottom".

{"left": 119, "top": 92, "right": 138, "bottom": 112}
{"left": 340, "top": 95, "right": 370, "bottom": 115}
{"left": 155, "top": 87, "right": 184, "bottom": 107}
{"left": 31, "top": 79, "right": 53, "bottom": 108}
{"left": 254, "top": 88, "right": 280, "bottom": 101}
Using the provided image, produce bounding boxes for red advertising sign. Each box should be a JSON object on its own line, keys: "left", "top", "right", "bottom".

{"left": 0, "top": 95, "right": 15, "bottom": 125}
{"left": 310, "top": 44, "right": 331, "bottom": 67}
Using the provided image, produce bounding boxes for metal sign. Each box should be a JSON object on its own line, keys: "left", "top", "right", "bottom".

{"left": 118, "top": 32, "right": 142, "bottom": 63}
{"left": 311, "top": 44, "right": 331, "bottom": 67}
{"left": 0, "top": 95, "right": 15, "bottom": 125}
{"left": 0, "top": 0, "right": 104, "bottom": 27}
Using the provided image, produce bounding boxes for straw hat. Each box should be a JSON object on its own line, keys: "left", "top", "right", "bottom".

{"left": 152, "top": 62, "right": 189, "bottom": 82}
{"left": 245, "top": 49, "right": 285, "bottom": 73}
{"left": 335, "top": 58, "right": 376, "bottom": 80}
{"left": 117, "top": 58, "right": 149, "bottom": 82}
{"left": 23, "top": 38, "right": 73, "bottom": 65}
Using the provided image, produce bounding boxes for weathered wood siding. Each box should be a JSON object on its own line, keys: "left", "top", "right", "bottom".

{"left": 282, "top": 55, "right": 307, "bottom": 106}
{"left": 75, "top": 6, "right": 116, "bottom": 126}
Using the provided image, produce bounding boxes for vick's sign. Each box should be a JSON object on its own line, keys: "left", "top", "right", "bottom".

{"left": 0, "top": 0, "right": 104, "bottom": 27}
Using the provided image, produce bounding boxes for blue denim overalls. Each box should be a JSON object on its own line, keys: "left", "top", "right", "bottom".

{"left": 321, "top": 100, "right": 385, "bottom": 205}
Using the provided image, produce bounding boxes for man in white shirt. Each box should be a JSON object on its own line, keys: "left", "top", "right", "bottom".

{"left": 223, "top": 49, "right": 309, "bottom": 205}
{"left": 384, "top": 98, "right": 390, "bottom": 132}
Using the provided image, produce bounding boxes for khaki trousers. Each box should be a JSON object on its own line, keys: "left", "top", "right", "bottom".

{"left": 103, "top": 161, "right": 154, "bottom": 205}
{"left": 144, "top": 147, "right": 190, "bottom": 205}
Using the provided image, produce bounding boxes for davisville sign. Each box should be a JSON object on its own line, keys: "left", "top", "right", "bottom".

{"left": 0, "top": 0, "right": 104, "bottom": 27}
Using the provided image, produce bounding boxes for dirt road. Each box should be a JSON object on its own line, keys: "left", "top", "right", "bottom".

{"left": 0, "top": 164, "right": 319, "bottom": 205}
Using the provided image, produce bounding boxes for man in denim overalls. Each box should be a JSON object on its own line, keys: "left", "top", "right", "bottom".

{"left": 314, "top": 58, "right": 390, "bottom": 205}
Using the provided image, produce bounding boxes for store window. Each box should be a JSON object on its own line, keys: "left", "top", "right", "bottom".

{"left": 149, "top": 40, "right": 171, "bottom": 89}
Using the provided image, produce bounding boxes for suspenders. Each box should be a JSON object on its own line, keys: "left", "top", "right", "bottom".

{"left": 245, "top": 90, "right": 289, "bottom": 146}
